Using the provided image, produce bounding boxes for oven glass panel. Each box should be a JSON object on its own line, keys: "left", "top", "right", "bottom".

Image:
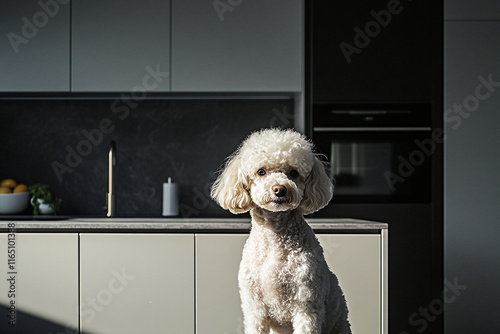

{"left": 315, "top": 132, "right": 432, "bottom": 203}
{"left": 331, "top": 141, "right": 393, "bottom": 196}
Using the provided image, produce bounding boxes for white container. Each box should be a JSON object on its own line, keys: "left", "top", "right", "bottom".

{"left": 162, "top": 178, "right": 179, "bottom": 216}
{"left": 30, "top": 198, "right": 61, "bottom": 215}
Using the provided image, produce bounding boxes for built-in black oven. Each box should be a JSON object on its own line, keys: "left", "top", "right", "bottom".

{"left": 311, "top": 104, "right": 433, "bottom": 204}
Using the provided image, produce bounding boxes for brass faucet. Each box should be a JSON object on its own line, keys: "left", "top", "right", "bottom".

{"left": 107, "top": 141, "right": 116, "bottom": 217}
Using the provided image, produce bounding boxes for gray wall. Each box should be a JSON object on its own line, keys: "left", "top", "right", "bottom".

{"left": 445, "top": 1, "right": 500, "bottom": 332}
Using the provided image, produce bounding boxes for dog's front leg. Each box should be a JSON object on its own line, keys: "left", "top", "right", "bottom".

{"left": 242, "top": 310, "right": 270, "bottom": 334}
{"left": 240, "top": 286, "right": 270, "bottom": 334}
{"left": 291, "top": 308, "right": 323, "bottom": 334}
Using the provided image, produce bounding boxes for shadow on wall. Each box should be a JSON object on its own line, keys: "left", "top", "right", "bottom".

{"left": 0, "top": 98, "right": 294, "bottom": 217}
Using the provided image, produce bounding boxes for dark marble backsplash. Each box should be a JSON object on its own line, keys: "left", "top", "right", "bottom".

{"left": 0, "top": 98, "right": 294, "bottom": 217}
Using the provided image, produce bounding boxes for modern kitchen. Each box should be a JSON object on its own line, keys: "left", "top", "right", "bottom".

{"left": 0, "top": 1, "right": 499, "bottom": 333}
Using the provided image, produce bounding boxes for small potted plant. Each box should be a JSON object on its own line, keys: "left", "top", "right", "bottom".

{"left": 29, "top": 184, "right": 60, "bottom": 216}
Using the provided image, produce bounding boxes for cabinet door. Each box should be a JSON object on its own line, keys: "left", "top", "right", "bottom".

{"left": 195, "top": 233, "right": 386, "bottom": 334}
{"left": 0, "top": 0, "right": 70, "bottom": 91}
{"left": 0, "top": 233, "right": 78, "bottom": 333}
{"left": 72, "top": 0, "right": 170, "bottom": 92}
{"left": 171, "top": 0, "right": 302, "bottom": 92}
{"left": 195, "top": 234, "right": 248, "bottom": 334}
{"left": 446, "top": 0, "right": 500, "bottom": 20}
{"left": 80, "top": 234, "right": 194, "bottom": 334}
{"left": 317, "top": 234, "right": 383, "bottom": 334}
{"left": 312, "top": 0, "right": 436, "bottom": 102}
{"left": 445, "top": 21, "right": 500, "bottom": 334}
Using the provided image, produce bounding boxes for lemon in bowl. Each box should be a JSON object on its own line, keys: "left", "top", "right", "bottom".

{"left": 1, "top": 178, "right": 17, "bottom": 189}
{"left": 13, "top": 184, "right": 28, "bottom": 193}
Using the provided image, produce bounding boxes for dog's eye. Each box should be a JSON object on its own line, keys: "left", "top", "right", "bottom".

{"left": 290, "top": 170, "right": 299, "bottom": 178}
{"left": 257, "top": 168, "right": 266, "bottom": 176}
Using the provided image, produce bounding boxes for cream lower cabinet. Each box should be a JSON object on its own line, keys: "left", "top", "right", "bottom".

{"left": 79, "top": 234, "right": 195, "bottom": 334}
{"left": 196, "top": 234, "right": 248, "bottom": 334}
{"left": 317, "top": 234, "right": 388, "bottom": 334}
{"left": 195, "top": 233, "right": 388, "bottom": 334}
{"left": 0, "top": 233, "right": 79, "bottom": 333}
{"left": 0, "top": 231, "right": 386, "bottom": 334}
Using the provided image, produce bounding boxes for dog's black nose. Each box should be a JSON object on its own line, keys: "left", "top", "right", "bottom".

{"left": 272, "top": 185, "right": 287, "bottom": 197}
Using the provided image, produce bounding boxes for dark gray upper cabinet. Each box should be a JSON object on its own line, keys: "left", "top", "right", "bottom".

{"left": 171, "top": 0, "right": 303, "bottom": 92}
{"left": 0, "top": 0, "right": 70, "bottom": 92}
{"left": 311, "top": 0, "right": 440, "bottom": 103}
{"left": 71, "top": 0, "right": 170, "bottom": 92}
{"left": 2, "top": 0, "right": 302, "bottom": 93}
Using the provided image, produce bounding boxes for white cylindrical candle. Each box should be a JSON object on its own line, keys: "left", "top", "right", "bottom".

{"left": 162, "top": 177, "right": 179, "bottom": 216}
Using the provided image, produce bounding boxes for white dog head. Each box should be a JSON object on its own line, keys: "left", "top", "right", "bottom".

{"left": 211, "top": 128, "right": 333, "bottom": 215}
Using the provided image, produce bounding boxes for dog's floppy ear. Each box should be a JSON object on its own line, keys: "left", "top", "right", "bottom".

{"left": 210, "top": 152, "right": 253, "bottom": 214}
{"left": 299, "top": 156, "right": 333, "bottom": 215}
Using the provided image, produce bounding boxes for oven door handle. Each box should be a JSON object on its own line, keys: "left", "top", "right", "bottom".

{"left": 313, "top": 127, "right": 432, "bottom": 132}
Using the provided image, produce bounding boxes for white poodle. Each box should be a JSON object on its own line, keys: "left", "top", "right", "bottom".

{"left": 211, "top": 128, "right": 351, "bottom": 334}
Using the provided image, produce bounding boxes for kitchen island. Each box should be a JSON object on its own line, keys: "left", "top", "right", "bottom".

{"left": 0, "top": 218, "right": 387, "bottom": 334}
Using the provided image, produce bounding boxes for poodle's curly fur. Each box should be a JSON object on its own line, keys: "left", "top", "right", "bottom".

{"left": 211, "top": 128, "right": 351, "bottom": 334}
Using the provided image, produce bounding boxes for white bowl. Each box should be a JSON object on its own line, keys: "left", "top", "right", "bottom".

{"left": 0, "top": 192, "right": 30, "bottom": 214}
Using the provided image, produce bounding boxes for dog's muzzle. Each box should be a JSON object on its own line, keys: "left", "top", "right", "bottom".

{"left": 272, "top": 185, "right": 287, "bottom": 198}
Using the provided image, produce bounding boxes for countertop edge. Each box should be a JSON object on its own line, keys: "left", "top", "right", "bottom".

{"left": 0, "top": 218, "right": 387, "bottom": 232}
